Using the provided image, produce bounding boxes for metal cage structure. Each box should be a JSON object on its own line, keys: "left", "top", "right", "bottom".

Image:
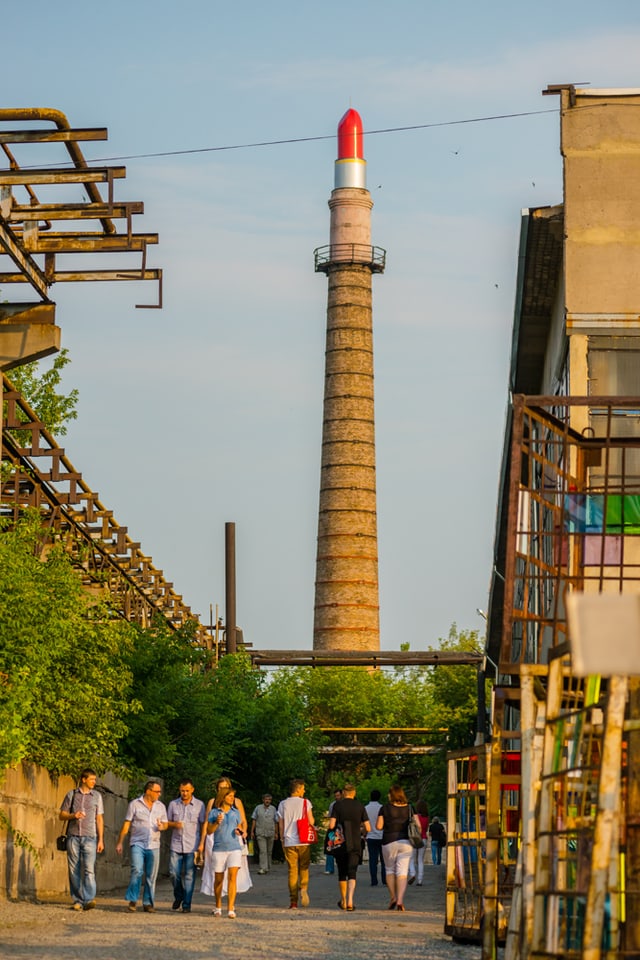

{"left": 482, "top": 396, "right": 640, "bottom": 960}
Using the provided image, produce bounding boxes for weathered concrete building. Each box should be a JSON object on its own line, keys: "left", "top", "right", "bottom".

{"left": 447, "top": 87, "right": 640, "bottom": 959}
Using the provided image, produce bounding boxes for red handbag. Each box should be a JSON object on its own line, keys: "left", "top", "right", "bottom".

{"left": 296, "top": 798, "right": 318, "bottom": 844}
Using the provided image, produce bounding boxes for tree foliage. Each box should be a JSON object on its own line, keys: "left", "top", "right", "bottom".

{"left": 254, "top": 628, "right": 484, "bottom": 816}
{"left": 6, "top": 348, "right": 79, "bottom": 436}
{"left": 0, "top": 515, "right": 137, "bottom": 775}
{"left": 0, "top": 511, "right": 483, "bottom": 822}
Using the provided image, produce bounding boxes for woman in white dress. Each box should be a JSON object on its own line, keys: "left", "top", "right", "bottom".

{"left": 200, "top": 776, "right": 252, "bottom": 905}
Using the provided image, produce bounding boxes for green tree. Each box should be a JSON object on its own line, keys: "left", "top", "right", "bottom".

{"left": 417, "top": 624, "right": 486, "bottom": 814}
{"left": 6, "top": 348, "right": 79, "bottom": 436}
{"left": 257, "top": 630, "right": 484, "bottom": 814}
{"left": 0, "top": 514, "right": 137, "bottom": 775}
{"left": 425, "top": 624, "right": 483, "bottom": 749}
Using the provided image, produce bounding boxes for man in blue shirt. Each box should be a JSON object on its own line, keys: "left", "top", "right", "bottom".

{"left": 116, "top": 780, "right": 169, "bottom": 913}
{"left": 166, "top": 779, "right": 205, "bottom": 913}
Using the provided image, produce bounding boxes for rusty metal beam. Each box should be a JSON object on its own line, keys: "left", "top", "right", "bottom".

{"left": 318, "top": 745, "right": 441, "bottom": 755}
{"left": 0, "top": 268, "right": 161, "bottom": 283}
{"left": 0, "top": 166, "right": 126, "bottom": 186}
{"left": 0, "top": 127, "right": 108, "bottom": 144}
{"left": 318, "top": 727, "right": 449, "bottom": 733}
{"left": 25, "top": 233, "right": 158, "bottom": 253}
{"left": 0, "top": 221, "right": 49, "bottom": 300}
{"left": 250, "top": 649, "right": 483, "bottom": 667}
{"left": 9, "top": 202, "right": 144, "bottom": 221}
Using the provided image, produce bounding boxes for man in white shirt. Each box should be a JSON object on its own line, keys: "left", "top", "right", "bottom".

{"left": 364, "top": 789, "right": 386, "bottom": 886}
{"left": 275, "top": 779, "right": 314, "bottom": 909}
{"left": 116, "top": 780, "right": 169, "bottom": 913}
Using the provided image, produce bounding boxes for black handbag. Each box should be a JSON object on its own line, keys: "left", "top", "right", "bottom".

{"left": 57, "top": 789, "right": 75, "bottom": 852}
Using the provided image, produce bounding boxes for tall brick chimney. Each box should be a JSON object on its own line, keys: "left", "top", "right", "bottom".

{"left": 312, "top": 108, "right": 386, "bottom": 651}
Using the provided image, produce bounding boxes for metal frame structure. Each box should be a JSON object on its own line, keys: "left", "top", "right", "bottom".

{"left": 0, "top": 108, "right": 161, "bottom": 307}
{"left": 2, "top": 373, "right": 210, "bottom": 644}
{"left": 481, "top": 395, "right": 640, "bottom": 960}
{"left": 0, "top": 108, "right": 216, "bottom": 644}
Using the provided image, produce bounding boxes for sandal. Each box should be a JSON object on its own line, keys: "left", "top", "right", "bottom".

{"left": 388, "top": 900, "right": 397, "bottom": 910}
{"left": 397, "top": 903, "right": 406, "bottom": 912}
{"left": 346, "top": 905, "right": 355, "bottom": 911}
{"left": 338, "top": 901, "right": 346, "bottom": 910}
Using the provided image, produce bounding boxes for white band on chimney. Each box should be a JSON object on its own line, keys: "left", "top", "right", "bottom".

{"left": 334, "top": 158, "right": 366, "bottom": 189}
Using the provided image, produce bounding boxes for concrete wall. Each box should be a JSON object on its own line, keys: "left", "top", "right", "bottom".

{"left": 0, "top": 762, "right": 130, "bottom": 900}
{"left": 562, "top": 88, "right": 640, "bottom": 320}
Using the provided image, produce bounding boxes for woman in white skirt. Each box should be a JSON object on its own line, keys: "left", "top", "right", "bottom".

{"left": 201, "top": 777, "right": 252, "bottom": 911}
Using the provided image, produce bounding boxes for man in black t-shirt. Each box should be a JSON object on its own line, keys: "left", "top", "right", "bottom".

{"left": 329, "top": 783, "right": 370, "bottom": 911}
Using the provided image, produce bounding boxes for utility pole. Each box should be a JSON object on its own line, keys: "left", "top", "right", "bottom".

{"left": 225, "top": 521, "right": 237, "bottom": 655}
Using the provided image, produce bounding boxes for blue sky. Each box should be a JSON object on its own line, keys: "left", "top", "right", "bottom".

{"left": 4, "top": 1, "right": 640, "bottom": 649}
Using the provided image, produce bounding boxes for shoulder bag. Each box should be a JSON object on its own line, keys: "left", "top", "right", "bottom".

{"left": 57, "top": 790, "right": 76, "bottom": 851}
{"left": 407, "top": 807, "right": 424, "bottom": 849}
{"left": 323, "top": 824, "right": 345, "bottom": 855}
{"left": 296, "top": 798, "right": 318, "bottom": 844}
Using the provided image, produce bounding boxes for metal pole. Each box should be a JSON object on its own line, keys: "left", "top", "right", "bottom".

{"left": 476, "top": 664, "right": 487, "bottom": 744}
{"left": 225, "top": 522, "right": 237, "bottom": 655}
{"left": 583, "top": 673, "right": 628, "bottom": 960}
{"left": 624, "top": 677, "right": 640, "bottom": 953}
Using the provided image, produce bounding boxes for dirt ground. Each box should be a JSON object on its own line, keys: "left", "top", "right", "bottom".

{"left": 0, "top": 859, "right": 481, "bottom": 960}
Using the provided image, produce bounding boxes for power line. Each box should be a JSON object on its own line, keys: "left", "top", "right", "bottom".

{"left": 33, "top": 107, "right": 559, "bottom": 167}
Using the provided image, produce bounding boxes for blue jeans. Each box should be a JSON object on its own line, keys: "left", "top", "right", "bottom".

{"left": 366, "top": 838, "right": 386, "bottom": 885}
{"left": 126, "top": 845, "right": 160, "bottom": 906}
{"left": 169, "top": 851, "right": 196, "bottom": 908}
{"left": 431, "top": 840, "right": 442, "bottom": 865}
{"left": 66, "top": 836, "right": 97, "bottom": 905}
{"left": 325, "top": 854, "right": 335, "bottom": 874}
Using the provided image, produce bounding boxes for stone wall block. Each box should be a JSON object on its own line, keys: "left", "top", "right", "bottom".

{"left": 0, "top": 762, "right": 130, "bottom": 900}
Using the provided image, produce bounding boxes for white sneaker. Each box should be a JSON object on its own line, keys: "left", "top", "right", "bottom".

{"left": 212, "top": 907, "right": 222, "bottom": 917}
{"left": 228, "top": 910, "right": 237, "bottom": 919}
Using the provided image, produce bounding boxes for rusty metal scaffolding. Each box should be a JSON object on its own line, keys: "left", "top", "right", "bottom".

{"left": 0, "top": 107, "right": 161, "bottom": 306}
{"left": 0, "top": 108, "right": 214, "bottom": 645}
{"left": 445, "top": 738, "right": 522, "bottom": 944}
{"left": 1, "top": 373, "right": 210, "bottom": 644}
{"left": 481, "top": 395, "right": 640, "bottom": 960}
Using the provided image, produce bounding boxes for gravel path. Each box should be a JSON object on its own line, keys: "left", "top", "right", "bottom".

{"left": 0, "top": 860, "right": 481, "bottom": 960}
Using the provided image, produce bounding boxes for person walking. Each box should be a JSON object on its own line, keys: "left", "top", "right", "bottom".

{"left": 206, "top": 785, "right": 246, "bottom": 919}
{"left": 329, "top": 782, "right": 370, "bottom": 911}
{"left": 429, "top": 816, "right": 446, "bottom": 865}
{"left": 410, "top": 800, "right": 429, "bottom": 885}
{"left": 201, "top": 776, "right": 251, "bottom": 905}
{"left": 276, "top": 778, "right": 315, "bottom": 909}
{"left": 250, "top": 793, "right": 277, "bottom": 874}
{"left": 115, "top": 780, "right": 169, "bottom": 913}
{"left": 59, "top": 768, "right": 104, "bottom": 912}
{"left": 324, "top": 788, "right": 342, "bottom": 874}
{"left": 364, "top": 789, "right": 385, "bottom": 887}
{"left": 166, "top": 779, "right": 205, "bottom": 913}
{"left": 376, "top": 784, "right": 417, "bottom": 912}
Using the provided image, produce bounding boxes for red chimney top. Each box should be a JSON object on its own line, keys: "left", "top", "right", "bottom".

{"left": 337, "top": 108, "right": 364, "bottom": 161}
